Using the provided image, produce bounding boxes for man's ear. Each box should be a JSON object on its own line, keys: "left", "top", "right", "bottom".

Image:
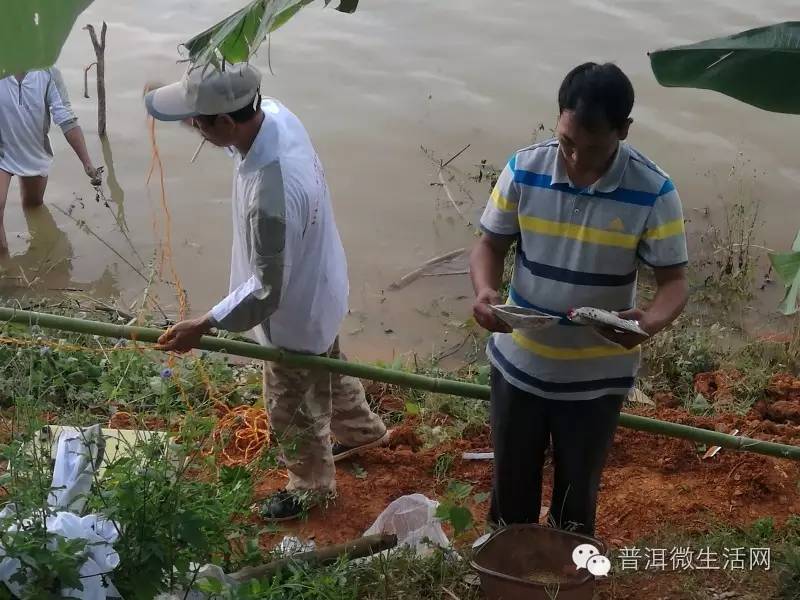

{"left": 217, "top": 114, "right": 236, "bottom": 131}
{"left": 618, "top": 118, "right": 633, "bottom": 141}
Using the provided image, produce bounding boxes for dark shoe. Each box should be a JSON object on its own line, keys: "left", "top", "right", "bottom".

{"left": 259, "top": 490, "right": 306, "bottom": 522}
{"left": 332, "top": 430, "right": 391, "bottom": 462}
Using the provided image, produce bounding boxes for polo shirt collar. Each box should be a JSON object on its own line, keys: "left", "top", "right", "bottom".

{"left": 550, "top": 141, "right": 630, "bottom": 193}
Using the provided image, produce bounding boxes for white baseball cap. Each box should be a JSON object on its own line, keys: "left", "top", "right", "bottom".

{"left": 145, "top": 63, "right": 262, "bottom": 121}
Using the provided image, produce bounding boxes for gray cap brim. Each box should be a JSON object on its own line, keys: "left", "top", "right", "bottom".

{"left": 144, "top": 81, "right": 199, "bottom": 122}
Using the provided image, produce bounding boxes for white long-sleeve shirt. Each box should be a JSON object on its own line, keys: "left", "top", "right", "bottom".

{"left": 210, "top": 98, "right": 349, "bottom": 355}
{"left": 0, "top": 68, "right": 79, "bottom": 177}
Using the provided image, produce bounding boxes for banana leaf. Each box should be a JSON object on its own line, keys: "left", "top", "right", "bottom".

{"left": 649, "top": 21, "right": 800, "bottom": 114}
{"left": 0, "top": 0, "right": 94, "bottom": 79}
{"left": 183, "top": 0, "right": 358, "bottom": 67}
{"left": 769, "top": 229, "right": 800, "bottom": 315}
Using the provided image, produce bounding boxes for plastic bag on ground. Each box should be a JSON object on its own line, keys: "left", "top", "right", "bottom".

{"left": 276, "top": 535, "right": 316, "bottom": 556}
{"left": 0, "top": 424, "right": 120, "bottom": 599}
{"left": 363, "top": 493, "right": 450, "bottom": 556}
{"left": 49, "top": 425, "right": 105, "bottom": 513}
{"left": 0, "top": 512, "right": 121, "bottom": 599}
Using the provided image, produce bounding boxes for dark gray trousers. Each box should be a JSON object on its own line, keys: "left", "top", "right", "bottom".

{"left": 489, "top": 367, "right": 624, "bottom": 536}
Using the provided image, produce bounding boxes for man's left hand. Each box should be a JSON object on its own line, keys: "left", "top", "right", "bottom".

{"left": 157, "top": 316, "right": 214, "bottom": 353}
{"left": 595, "top": 308, "right": 654, "bottom": 349}
{"left": 85, "top": 164, "right": 103, "bottom": 186}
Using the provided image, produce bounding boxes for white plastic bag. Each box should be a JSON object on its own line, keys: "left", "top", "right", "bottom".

{"left": 0, "top": 512, "right": 121, "bottom": 599}
{"left": 49, "top": 425, "right": 105, "bottom": 512}
{"left": 276, "top": 536, "right": 315, "bottom": 556}
{"left": 363, "top": 494, "right": 450, "bottom": 556}
{"left": 0, "top": 424, "right": 121, "bottom": 599}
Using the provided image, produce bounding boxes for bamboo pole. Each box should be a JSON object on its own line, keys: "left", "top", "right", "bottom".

{"left": 0, "top": 307, "right": 489, "bottom": 399}
{"left": 1, "top": 306, "right": 800, "bottom": 461}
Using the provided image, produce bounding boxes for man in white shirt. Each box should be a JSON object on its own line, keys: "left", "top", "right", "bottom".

{"left": 0, "top": 68, "right": 101, "bottom": 255}
{"left": 145, "top": 63, "right": 388, "bottom": 521}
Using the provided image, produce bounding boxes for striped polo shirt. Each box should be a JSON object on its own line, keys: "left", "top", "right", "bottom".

{"left": 480, "top": 139, "right": 688, "bottom": 401}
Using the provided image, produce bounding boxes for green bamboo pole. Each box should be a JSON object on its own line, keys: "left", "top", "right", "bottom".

{"left": 2, "top": 306, "right": 800, "bottom": 461}
{"left": 0, "top": 307, "right": 489, "bottom": 399}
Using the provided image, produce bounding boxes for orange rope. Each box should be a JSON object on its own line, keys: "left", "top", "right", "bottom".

{"left": 205, "top": 403, "right": 271, "bottom": 467}
{"left": 147, "top": 117, "right": 187, "bottom": 320}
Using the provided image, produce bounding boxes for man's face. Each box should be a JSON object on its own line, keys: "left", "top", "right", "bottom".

{"left": 556, "top": 110, "right": 628, "bottom": 176}
{"left": 190, "top": 115, "right": 237, "bottom": 148}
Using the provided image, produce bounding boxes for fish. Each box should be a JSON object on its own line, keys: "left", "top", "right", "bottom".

{"left": 489, "top": 305, "right": 560, "bottom": 332}
{"left": 567, "top": 307, "right": 648, "bottom": 336}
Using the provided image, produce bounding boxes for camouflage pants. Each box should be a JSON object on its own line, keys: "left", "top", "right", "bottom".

{"left": 264, "top": 337, "right": 386, "bottom": 493}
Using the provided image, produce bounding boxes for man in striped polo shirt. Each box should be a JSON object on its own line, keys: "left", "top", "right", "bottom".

{"left": 470, "top": 63, "right": 688, "bottom": 535}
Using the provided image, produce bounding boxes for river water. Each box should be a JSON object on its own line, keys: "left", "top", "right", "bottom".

{"left": 1, "top": 0, "right": 798, "bottom": 359}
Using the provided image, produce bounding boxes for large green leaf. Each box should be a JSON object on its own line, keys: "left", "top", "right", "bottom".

{"left": 649, "top": 22, "right": 800, "bottom": 114}
{"left": 0, "top": 0, "right": 94, "bottom": 79}
{"left": 183, "top": 0, "right": 359, "bottom": 67}
{"left": 769, "top": 229, "right": 800, "bottom": 315}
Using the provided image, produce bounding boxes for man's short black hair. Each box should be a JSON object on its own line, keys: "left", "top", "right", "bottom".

{"left": 198, "top": 92, "right": 262, "bottom": 125}
{"left": 558, "top": 63, "right": 634, "bottom": 131}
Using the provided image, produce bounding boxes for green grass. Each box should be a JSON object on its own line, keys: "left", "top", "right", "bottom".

{"left": 613, "top": 517, "right": 800, "bottom": 600}
{"left": 200, "top": 547, "right": 481, "bottom": 599}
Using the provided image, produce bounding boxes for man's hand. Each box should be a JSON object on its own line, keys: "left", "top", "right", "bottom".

{"left": 157, "top": 315, "right": 214, "bottom": 353}
{"left": 598, "top": 265, "right": 689, "bottom": 349}
{"left": 595, "top": 308, "right": 652, "bottom": 349}
{"left": 85, "top": 164, "right": 103, "bottom": 187}
{"left": 473, "top": 288, "right": 512, "bottom": 333}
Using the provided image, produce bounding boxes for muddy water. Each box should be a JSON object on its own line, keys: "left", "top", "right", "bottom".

{"left": 1, "top": 0, "right": 798, "bottom": 360}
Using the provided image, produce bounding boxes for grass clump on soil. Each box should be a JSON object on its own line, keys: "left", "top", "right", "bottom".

{"left": 611, "top": 516, "right": 800, "bottom": 600}
{"left": 639, "top": 315, "right": 798, "bottom": 415}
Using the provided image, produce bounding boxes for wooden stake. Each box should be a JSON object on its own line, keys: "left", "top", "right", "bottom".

{"left": 84, "top": 22, "right": 108, "bottom": 137}
{"left": 229, "top": 533, "right": 398, "bottom": 583}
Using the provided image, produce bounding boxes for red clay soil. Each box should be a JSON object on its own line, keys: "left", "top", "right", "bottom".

{"left": 693, "top": 370, "right": 742, "bottom": 407}
{"left": 754, "top": 372, "right": 800, "bottom": 424}
{"left": 598, "top": 406, "right": 800, "bottom": 546}
{"left": 254, "top": 426, "right": 494, "bottom": 547}
{"left": 253, "top": 405, "right": 800, "bottom": 553}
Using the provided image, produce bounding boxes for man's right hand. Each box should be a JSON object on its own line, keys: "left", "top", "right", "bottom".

{"left": 473, "top": 288, "right": 512, "bottom": 333}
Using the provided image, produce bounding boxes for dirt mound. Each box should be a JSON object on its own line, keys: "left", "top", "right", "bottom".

{"left": 694, "top": 370, "right": 742, "bottom": 407}
{"left": 107, "top": 411, "right": 168, "bottom": 431}
{"left": 753, "top": 373, "right": 800, "bottom": 423}
{"left": 388, "top": 423, "right": 423, "bottom": 452}
{"left": 652, "top": 391, "right": 681, "bottom": 408}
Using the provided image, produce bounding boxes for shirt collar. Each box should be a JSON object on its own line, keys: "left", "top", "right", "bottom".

{"left": 238, "top": 100, "right": 281, "bottom": 174}
{"left": 550, "top": 141, "right": 630, "bottom": 193}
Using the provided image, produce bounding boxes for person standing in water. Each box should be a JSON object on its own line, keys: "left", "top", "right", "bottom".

{"left": 0, "top": 68, "right": 101, "bottom": 255}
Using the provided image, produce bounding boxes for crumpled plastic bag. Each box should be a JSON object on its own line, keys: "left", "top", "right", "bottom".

{"left": 49, "top": 425, "right": 105, "bottom": 513}
{"left": 0, "top": 511, "right": 121, "bottom": 599}
{"left": 275, "top": 535, "right": 315, "bottom": 556}
{"left": 363, "top": 493, "right": 450, "bottom": 556}
{"left": 0, "top": 424, "right": 120, "bottom": 599}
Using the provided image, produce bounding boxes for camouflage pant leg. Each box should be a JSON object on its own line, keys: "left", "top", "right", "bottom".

{"left": 324, "top": 339, "right": 387, "bottom": 446}
{"left": 264, "top": 361, "right": 336, "bottom": 494}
